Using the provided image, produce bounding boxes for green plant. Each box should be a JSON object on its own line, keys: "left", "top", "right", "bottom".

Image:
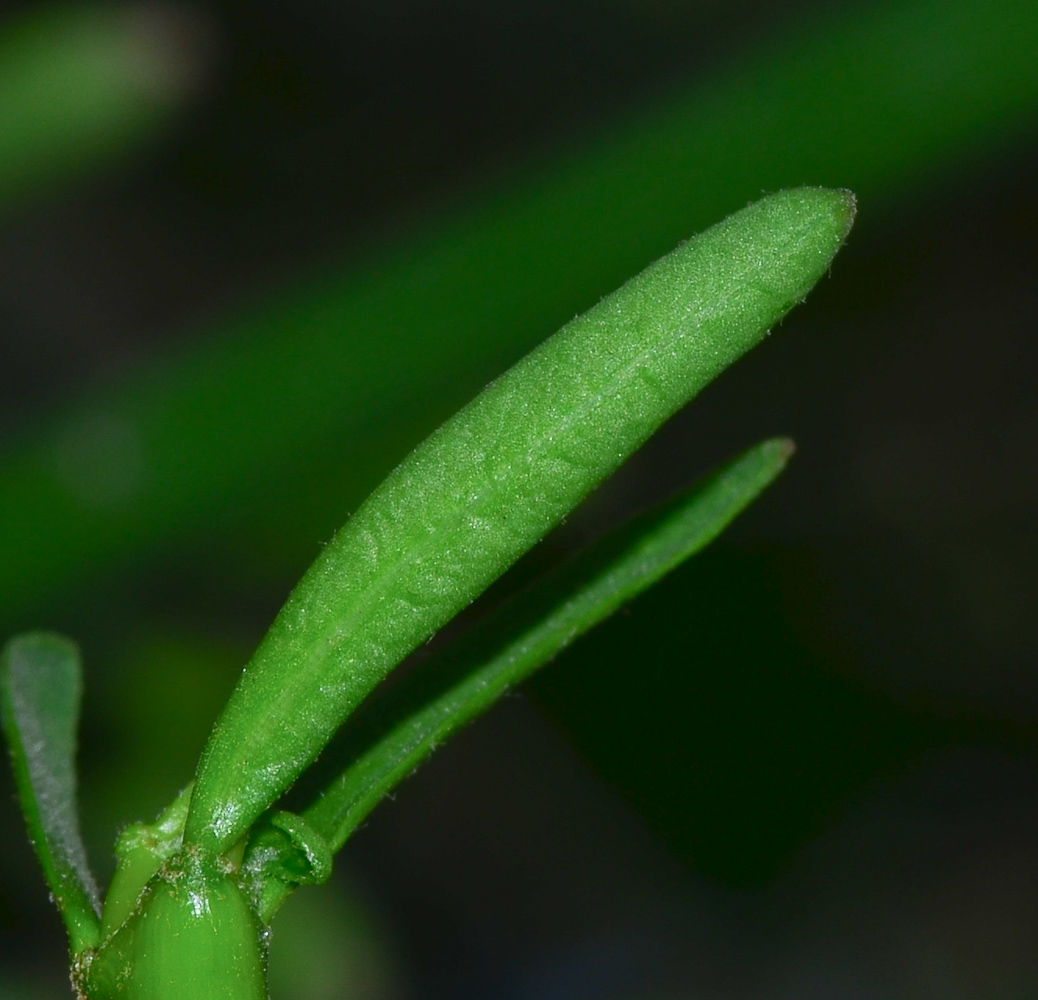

{"left": 5, "top": 0, "right": 1038, "bottom": 996}
{"left": 2, "top": 187, "right": 852, "bottom": 998}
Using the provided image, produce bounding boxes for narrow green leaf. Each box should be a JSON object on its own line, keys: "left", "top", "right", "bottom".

{"left": 240, "top": 438, "right": 790, "bottom": 920}
{"left": 0, "top": 632, "right": 100, "bottom": 954}
{"left": 185, "top": 188, "right": 853, "bottom": 855}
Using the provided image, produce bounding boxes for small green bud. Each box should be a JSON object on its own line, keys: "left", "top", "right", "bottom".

{"left": 79, "top": 851, "right": 267, "bottom": 1000}
{"left": 241, "top": 810, "right": 332, "bottom": 923}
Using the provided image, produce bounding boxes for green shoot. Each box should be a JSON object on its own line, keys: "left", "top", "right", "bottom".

{"left": 3, "top": 189, "right": 854, "bottom": 1000}
{"left": 184, "top": 188, "right": 854, "bottom": 855}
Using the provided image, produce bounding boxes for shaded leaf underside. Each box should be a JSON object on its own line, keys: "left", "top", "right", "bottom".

{"left": 0, "top": 632, "right": 100, "bottom": 953}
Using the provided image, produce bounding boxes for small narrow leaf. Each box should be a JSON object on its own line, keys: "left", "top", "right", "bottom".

{"left": 0, "top": 632, "right": 100, "bottom": 953}
{"left": 100, "top": 783, "right": 193, "bottom": 940}
{"left": 244, "top": 438, "right": 790, "bottom": 917}
{"left": 186, "top": 188, "right": 854, "bottom": 854}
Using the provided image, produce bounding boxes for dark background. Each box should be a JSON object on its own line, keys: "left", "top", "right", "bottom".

{"left": 1, "top": 1, "right": 1037, "bottom": 997}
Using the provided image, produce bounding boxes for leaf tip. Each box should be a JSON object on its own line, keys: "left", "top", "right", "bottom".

{"left": 769, "top": 435, "right": 797, "bottom": 463}
{"left": 832, "top": 187, "right": 858, "bottom": 240}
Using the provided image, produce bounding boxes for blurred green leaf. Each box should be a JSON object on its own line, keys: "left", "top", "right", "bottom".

{"left": 266, "top": 879, "right": 403, "bottom": 1000}
{"left": 1, "top": 0, "right": 1036, "bottom": 630}
{"left": 0, "top": 4, "right": 202, "bottom": 212}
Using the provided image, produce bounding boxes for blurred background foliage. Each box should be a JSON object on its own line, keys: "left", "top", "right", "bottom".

{"left": 1, "top": 0, "right": 1038, "bottom": 997}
